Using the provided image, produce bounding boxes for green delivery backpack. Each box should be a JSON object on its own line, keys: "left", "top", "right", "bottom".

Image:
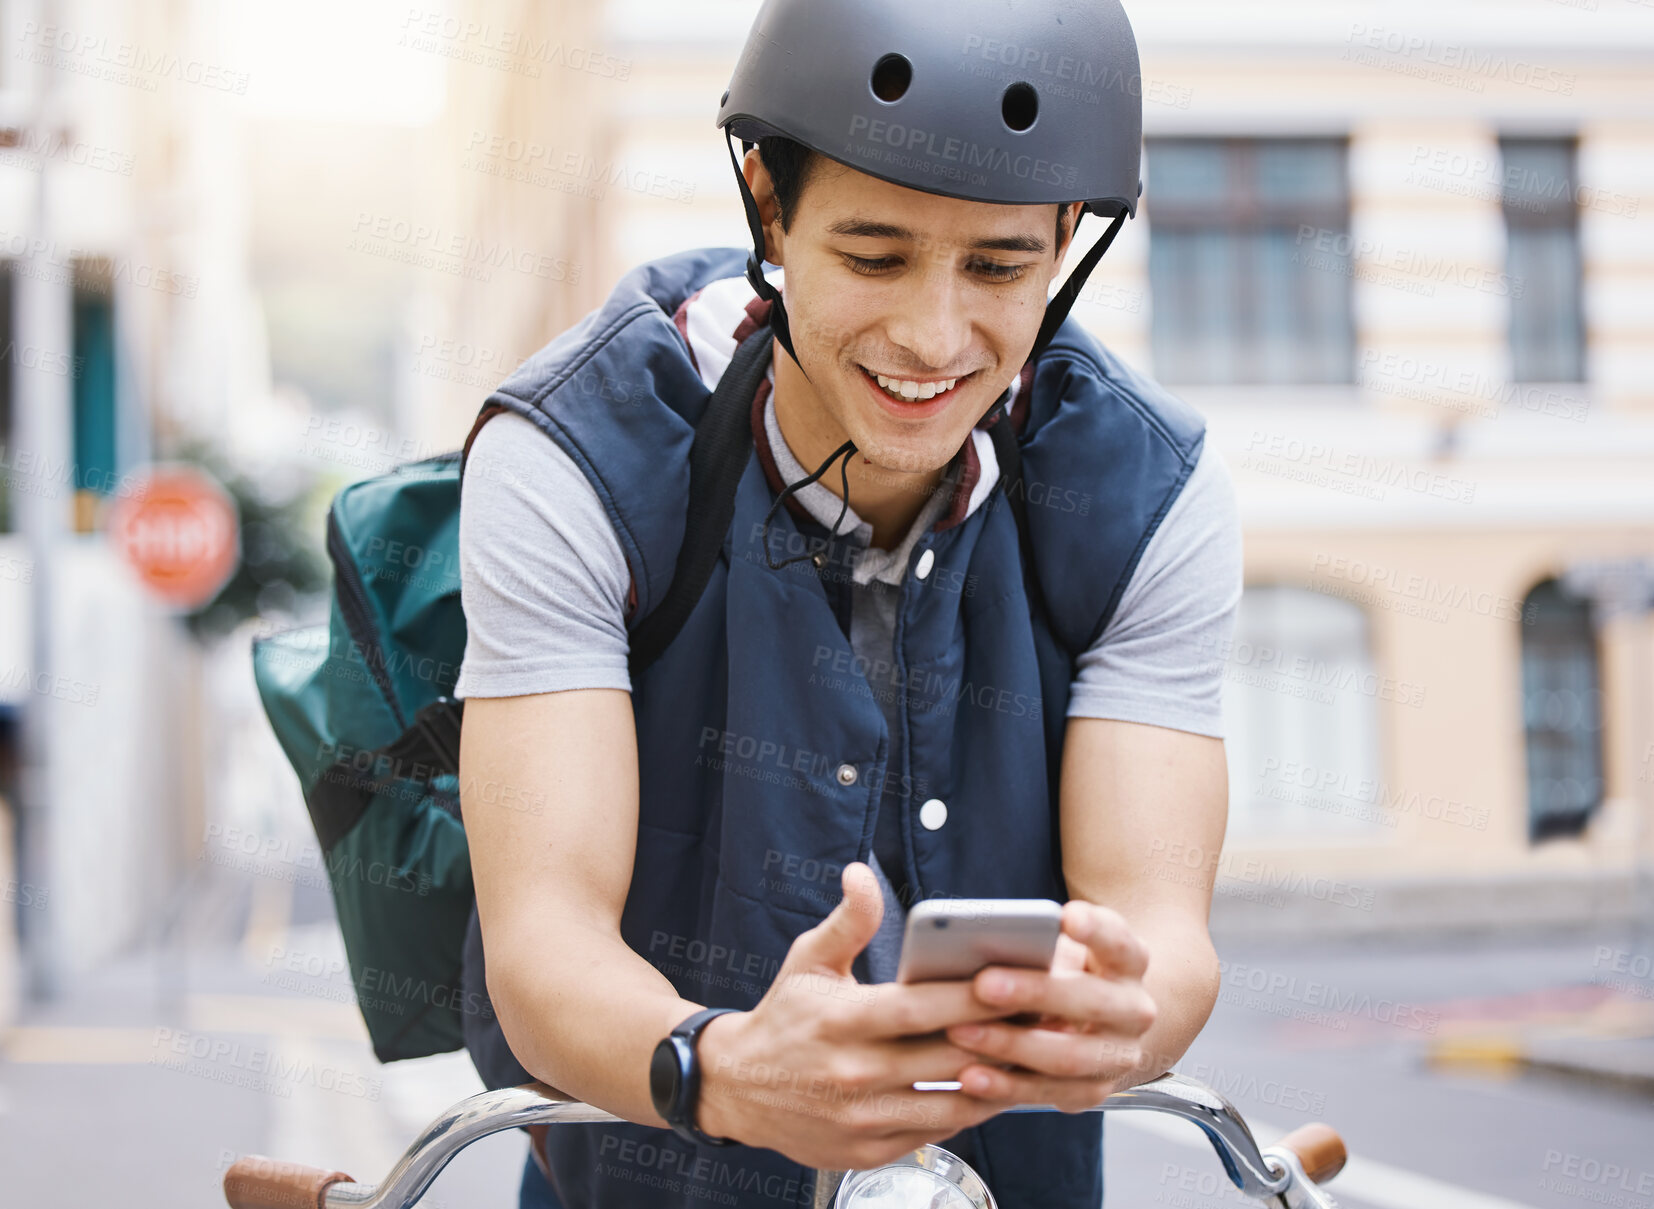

{"left": 251, "top": 327, "right": 1051, "bottom": 1062}
{"left": 252, "top": 451, "right": 476, "bottom": 1061}
{"left": 249, "top": 331, "right": 778, "bottom": 1061}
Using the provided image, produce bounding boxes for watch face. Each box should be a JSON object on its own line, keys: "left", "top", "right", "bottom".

{"left": 649, "top": 1036, "right": 685, "bottom": 1116}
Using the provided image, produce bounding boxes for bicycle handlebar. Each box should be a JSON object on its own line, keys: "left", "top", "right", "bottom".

{"left": 224, "top": 1073, "right": 1346, "bottom": 1209}
{"left": 222, "top": 1155, "right": 355, "bottom": 1209}
{"left": 1272, "top": 1122, "right": 1346, "bottom": 1185}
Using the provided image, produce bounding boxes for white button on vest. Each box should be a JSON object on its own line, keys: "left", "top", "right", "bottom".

{"left": 919, "top": 798, "right": 948, "bottom": 830}
{"left": 836, "top": 763, "right": 858, "bottom": 787}
{"left": 914, "top": 548, "right": 935, "bottom": 580}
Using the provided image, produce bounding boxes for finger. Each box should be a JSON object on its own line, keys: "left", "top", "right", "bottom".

{"left": 1064, "top": 901, "right": 1149, "bottom": 978}
{"left": 969, "top": 966, "right": 1157, "bottom": 1034}
{"left": 786, "top": 862, "right": 885, "bottom": 979}
{"left": 854, "top": 979, "right": 1023, "bottom": 1040}
{"left": 741, "top": 1077, "right": 982, "bottom": 1138}
{"left": 723, "top": 1036, "right": 986, "bottom": 1103}
{"left": 820, "top": 1103, "right": 1007, "bottom": 1173}
{"left": 944, "top": 1021, "right": 1146, "bottom": 1084}
{"left": 880, "top": 1035, "right": 999, "bottom": 1088}
{"left": 1048, "top": 932, "right": 1090, "bottom": 976}
{"left": 953, "top": 1059, "right": 1124, "bottom": 1113}
{"left": 825, "top": 1087, "right": 1013, "bottom": 1143}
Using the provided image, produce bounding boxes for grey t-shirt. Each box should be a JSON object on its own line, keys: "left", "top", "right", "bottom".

{"left": 456, "top": 407, "right": 1243, "bottom": 727}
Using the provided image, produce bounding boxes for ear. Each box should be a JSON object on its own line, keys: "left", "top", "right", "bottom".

{"left": 1055, "top": 202, "right": 1084, "bottom": 263}
{"left": 741, "top": 147, "right": 787, "bottom": 265}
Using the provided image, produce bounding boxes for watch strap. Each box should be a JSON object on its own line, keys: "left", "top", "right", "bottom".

{"left": 664, "top": 1006, "right": 741, "bottom": 1147}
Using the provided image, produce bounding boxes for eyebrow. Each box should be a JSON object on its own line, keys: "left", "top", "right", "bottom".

{"left": 825, "top": 217, "right": 1048, "bottom": 255}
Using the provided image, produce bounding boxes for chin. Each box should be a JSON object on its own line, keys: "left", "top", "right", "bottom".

{"left": 848, "top": 428, "right": 965, "bottom": 478}
{"left": 868, "top": 399, "right": 984, "bottom": 466}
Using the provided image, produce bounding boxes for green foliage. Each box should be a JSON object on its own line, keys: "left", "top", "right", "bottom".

{"left": 171, "top": 440, "right": 332, "bottom": 644}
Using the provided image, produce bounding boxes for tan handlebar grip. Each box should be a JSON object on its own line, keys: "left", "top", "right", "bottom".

{"left": 223, "top": 1155, "right": 355, "bottom": 1209}
{"left": 1274, "top": 1123, "right": 1347, "bottom": 1184}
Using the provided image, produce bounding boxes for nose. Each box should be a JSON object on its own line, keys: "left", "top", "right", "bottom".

{"left": 882, "top": 261, "right": 974, "bottom": 375}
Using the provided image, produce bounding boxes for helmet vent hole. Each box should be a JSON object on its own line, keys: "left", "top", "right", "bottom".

{"left": 871, "top": 54, "right": 912, "bottom": 103}
{"left": 1002, "top": 82, "right": 1039, "bottom": 132}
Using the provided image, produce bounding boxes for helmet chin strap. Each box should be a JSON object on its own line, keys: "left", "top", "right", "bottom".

{"left": 729, "top": 131, "right": 848, "bottom": 568}
{"left": 760, "top": 438, "right": 858, "bottom": 570}
{"left": 726, "top": 132, "right": 1128, "bottom": 570}
{"left": 725, "top": 131, "right": 805, "bottom": 377}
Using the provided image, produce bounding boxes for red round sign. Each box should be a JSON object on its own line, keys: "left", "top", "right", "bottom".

{"left": 107, "top": 465, "right": 240, "bottom": 609}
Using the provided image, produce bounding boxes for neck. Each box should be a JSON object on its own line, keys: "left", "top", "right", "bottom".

{"left": 771, "top": 343, "right": 950, "bottom": 549}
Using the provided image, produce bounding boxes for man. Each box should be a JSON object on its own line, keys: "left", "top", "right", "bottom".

{"left": 455, "top": 2, "right": 1241, "bottom": 1206}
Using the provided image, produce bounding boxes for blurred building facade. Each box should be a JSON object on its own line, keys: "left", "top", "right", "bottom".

{"left": 0, "top": 0, "right": 265, "bottom": 1006}
{"left": 396, "top": 0, "right": 611, "bottom": 453}
{"left": 1115, "top": 1, "right": 1654, "bottom": 935}
{"left": 425, "top": 0, "right": 1654, "bottom": 936}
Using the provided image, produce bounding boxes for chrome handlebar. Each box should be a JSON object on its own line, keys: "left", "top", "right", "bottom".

{"left": 296, "top": 1072, "right": 1326, "bottom": 1209}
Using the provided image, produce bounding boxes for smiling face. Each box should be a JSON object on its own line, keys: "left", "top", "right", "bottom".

{"left": 745, "top": 148, "right": 1080, "bottom": 510}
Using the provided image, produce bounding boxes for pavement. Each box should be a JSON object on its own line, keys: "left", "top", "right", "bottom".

{"left": 1419, "top": 964, "right": 1654, "bottom": 1094}
{"left": 1133, "top": 929, "right": 1654, "bottom": 1209}
{"left": 0, "top": 861, "right": 526, "bottom": 1209}
{"left": 1521, "top": 1033, "right": 1654, "bottom": 1092}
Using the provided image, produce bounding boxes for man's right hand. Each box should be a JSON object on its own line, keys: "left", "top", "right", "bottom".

{"left": 695, "top": 862, "right": 1020, "bottom": 1172}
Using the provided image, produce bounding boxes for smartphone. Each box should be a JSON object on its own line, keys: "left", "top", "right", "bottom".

{"left": 894, "top": 898, "right": 1063, "bottom": 984}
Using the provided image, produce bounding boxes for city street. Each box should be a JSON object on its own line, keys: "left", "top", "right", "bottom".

{"left": 1105, "top": 930, "right": 1654, "bottom": 1209}
{"left": 4, "top": 2, "right": 1653, "bottom": 1208}
{"left": 3, "top": 859, "right": 1649, "bottom": 1208}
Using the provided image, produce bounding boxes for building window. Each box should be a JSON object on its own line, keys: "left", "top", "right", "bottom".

{"left": 1220, "top": 587, "right": 1384, "bottom": 841}
{"left": 1520, "top": 579, "right": 1603, "bottom": 841}
{"left": 72, "top": 264, "right": 118, "bottom": 533}
{"left": 1146, "top": 139, "right": 1353, "bottom": 386}
{"left": 1501, "top": 138, "right": 1584, "bottom": 384}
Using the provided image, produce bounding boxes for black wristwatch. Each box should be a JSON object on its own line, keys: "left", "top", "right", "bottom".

{"left": 649, "top": 1007, "right": 741, "bottom": 1148}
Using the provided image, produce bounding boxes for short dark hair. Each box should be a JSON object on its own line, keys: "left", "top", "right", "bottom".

{"left": 756, "top": 136, "right": 819, "bottom": 233}
{"left": 756, "top": 135, "right": 1072, "bottom": 245}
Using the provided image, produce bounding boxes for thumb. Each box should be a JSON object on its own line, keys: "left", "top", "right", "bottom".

{"left": 787, "top": 861, "right": 885, "bottom": 979}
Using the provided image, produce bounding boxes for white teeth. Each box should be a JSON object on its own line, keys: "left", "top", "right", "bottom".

{"left": 872, "top": 372, "right": 959, "bottom": 402}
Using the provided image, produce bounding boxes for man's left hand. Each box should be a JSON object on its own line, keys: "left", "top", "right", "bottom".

{"left": 942, "top": 900, "right": 1158, "bottom": 1113}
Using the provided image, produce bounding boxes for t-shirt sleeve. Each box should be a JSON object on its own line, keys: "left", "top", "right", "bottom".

{"left": 454, "top": 410, "right": 633, "bottom": 699}
{"left": 1066, "top": 443, "right": 1243, "bottom": 738}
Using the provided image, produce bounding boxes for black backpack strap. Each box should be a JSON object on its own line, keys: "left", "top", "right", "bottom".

{"left": 986, "top": 415, "right": 1052, "bottom": 630}
{"left": 327, "top": 329, "right": 770, "bottom": 847}
{"left": 627, "top": 328, "right": 774, "bottom": 676}
{"left": 307, "top": 696, "right": 463, "bottom": 850}
{"left": 987, "top": 405, "right": 1085, "bottom": 807}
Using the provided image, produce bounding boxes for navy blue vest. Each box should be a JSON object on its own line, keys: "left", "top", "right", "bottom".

{"left": 460, "top": 248, "right": 1205, "bottom": 1209}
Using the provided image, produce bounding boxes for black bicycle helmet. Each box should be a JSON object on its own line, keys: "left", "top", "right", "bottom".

{"left": 716, "top": 0, "right": 1144, "bottom": 374}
